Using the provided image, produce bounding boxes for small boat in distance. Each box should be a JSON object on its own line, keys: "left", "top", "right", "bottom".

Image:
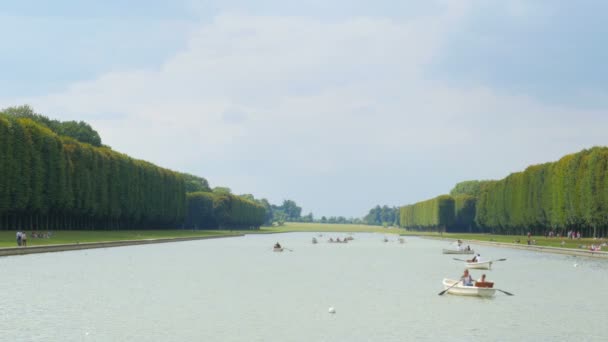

{"left": 273, "top": 247, "right": 284, "bottom": 252}
{"left": 312, "top": 237, "right": 318, "bottom": 244}
{"left": 442, "top": 248, "right": 474, "bottom": 255}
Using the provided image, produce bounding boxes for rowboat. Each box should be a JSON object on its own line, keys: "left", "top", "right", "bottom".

{"left": 442, "top": 248, "right": 474, "bottom": 255}
{"left": 442, "top": 278, "right": 496, "bottom": 297}
{"left": 465, "top": 260, "right": 492, "bottom": 270}
{"left": 273, "top": 247, "right": 284, "bottom": 252}
{"left": 312, "top": 238, "right": 318, "bottom": 244}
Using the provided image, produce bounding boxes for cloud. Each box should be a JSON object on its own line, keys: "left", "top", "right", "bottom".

{"left": 8, "top": 4, "right": 608, "bottom": 217}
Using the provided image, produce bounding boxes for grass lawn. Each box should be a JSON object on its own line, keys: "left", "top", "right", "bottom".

{"left": 2, "top": 222, "right": 605, "bottom": 252}
{"left": 0, "top": 229, "right": 240, "bottom": 248}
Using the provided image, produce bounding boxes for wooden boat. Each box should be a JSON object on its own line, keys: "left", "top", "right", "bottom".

{"left": 442, "top": 278, "right": 496, "bottom": 297}
{"left": 442, "top": 248, "right": 474, "bottom": 255}
{"left": 312, "top": 237, "right": 318, "bottom": 244}
{"left": 273, "top": 247, "right": 284, "bottom": 252}
{"left": 465, "top": 260, "right": 492, "bottom": 270}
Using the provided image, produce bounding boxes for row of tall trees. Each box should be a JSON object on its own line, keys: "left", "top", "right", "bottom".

{"left": 184, "top": 192, "right": 265, "bottom": 229}
{"left": 476, "top": 147, "right": 608, "bottom": 237}
{"left": 0, "top": 113, "right": 186, "bottom": 230}
{"left": 400, "top": 195, "right": 454, "bottom": 231}
{"left": 399, "top": 194, "right": 479, "bottom": 232}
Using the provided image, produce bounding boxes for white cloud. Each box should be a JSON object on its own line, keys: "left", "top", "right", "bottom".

{"left": 9, "top": 4, "right": 608, "bottom": 217}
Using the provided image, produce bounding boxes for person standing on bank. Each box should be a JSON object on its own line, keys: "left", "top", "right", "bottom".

{"left": 21, "top": 231, "right": 27, "bottom": 247}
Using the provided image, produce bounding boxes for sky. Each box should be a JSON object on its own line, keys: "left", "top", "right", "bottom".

{"left": 1, "top": 0, "right": 607, "bottom": 218}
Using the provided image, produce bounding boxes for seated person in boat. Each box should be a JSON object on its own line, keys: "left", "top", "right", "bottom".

{"left": 476, "top": 274, "right": 494, "bottom": 288}
{"left": 328, "top": 238, "right": 334, "bottom": 242}
{"left": 274, "top": 242, "right": 282, "bottom": 249}
{"left": 460, "top": 269, "right": 474, "bottom": 286}
{"left": 468, "top": 254, "right": 481, "bottom": 263}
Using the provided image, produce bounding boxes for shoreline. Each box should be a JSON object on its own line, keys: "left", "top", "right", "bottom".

{"left": 424, "top": 236, "right": 608, "bottom": 259}
{"left": 0, "top": 233, "right": 244, "bottom": 257}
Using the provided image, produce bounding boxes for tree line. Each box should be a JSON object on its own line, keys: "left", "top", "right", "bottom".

{"left": 476, "top": 147, "right": 608, "bottom": 238}
{"left": 363, "top": 205, "right": 400, "bottom": 227}
{"left": 399, "top": 147, "right": 608, "bottom": 237}
{"left": 0, "top": 107, "right": 266, "bottom": 230}
{"left": 0, "top": 111, "right": 185, "bottom": 230}
{"left": 184, "top": 192, "right": 265, "bottom": 229}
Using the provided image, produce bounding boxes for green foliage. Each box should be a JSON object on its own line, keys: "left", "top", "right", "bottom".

{"left": 363, "top": 205, "right": 400, "bottom": 226}
{"left": 400, "top": 195, "right": 454, "bottom": 231}
{"left": 476, "top": 147, "right": 608, "bottom": 237}
{"left": 450, "top": 180, "right": 494, "bottom": 197}
{"left": 0, "top": 112, "right": 185, "bottom": 230}
{"left": 452, "top": 195, "right": 477, "bottom": 232}
{"left": 181, "top": 173, "right": 211, "bottom": 193}
{"left": 184, "top": 192, "right": 265, "bottom": 229}
{"left": 2, "top": 105, "right": 102, "bottom": 146}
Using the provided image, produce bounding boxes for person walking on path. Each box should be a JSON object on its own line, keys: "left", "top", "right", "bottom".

{"left": 16, "top": 231, "right": 22, "bottom": 246}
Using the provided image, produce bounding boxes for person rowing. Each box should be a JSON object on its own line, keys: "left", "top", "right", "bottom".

{"left": 468, "top": 253, "right": 481, "bottom": 263}
{"left": 460, "top": 269, "right": 474, "bottom": 286}
{"left": 274, "top": 242, "right": 282, "bottom": 249}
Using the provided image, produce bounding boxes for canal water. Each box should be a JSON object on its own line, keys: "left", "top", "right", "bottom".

{"left": 1, "top": 233, "right": 606, "bottom": 341}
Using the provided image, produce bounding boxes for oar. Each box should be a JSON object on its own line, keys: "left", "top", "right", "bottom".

{"left": 495, "top": 288, "right": 514, "bottom": 296}
{"left": 283, "top": 248, "right": 293, "bottom": 252}
{"left": 438, "top": 280, "right": 461, "bottom": 296}
{"left": 491, "top": 258, "right": 507, "bottom": 262}
{"left": 452, "top": 258, "right": 467, "bottom": 262}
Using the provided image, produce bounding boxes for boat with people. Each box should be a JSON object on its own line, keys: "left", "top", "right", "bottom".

{"left": 465, "top": 260, "right": 492, "bottom": 270}
{"left": 312, "top": 237, "right": 318, "bottom": 244}
{"left": 442, "top": 239, "right": 474, "bottom": 254}
{"left": 273, "top": 247, "right": 284, "bottom": 252}
{"left": 442, "top": 248, "right": 474, "bottom": 255}
{"left": 441, "top": 278, "right": 496, "bottom": 297}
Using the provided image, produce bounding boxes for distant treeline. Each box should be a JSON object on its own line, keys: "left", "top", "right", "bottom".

{"left": 185, "top": 192, "right": 265, "bottom": 229}
{"left": 363, "top": 205, "right": 400, "bottom": 227}
{"left": 399, "top": 147, "right": 608, "bottom": 238}
{"left": 0, "top": 107, "right": 265, "bottom": 230}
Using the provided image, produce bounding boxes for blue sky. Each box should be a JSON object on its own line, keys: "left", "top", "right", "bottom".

{"left": 1, "top": 0, "right": 607, "bottom": 217}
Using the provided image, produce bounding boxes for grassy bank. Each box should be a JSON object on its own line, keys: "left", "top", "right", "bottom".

{"left": 2, "top": 222, "right": 605, "bottom": 252}
{"left": 0, "top": 230, "right": 239, "bottom": 248}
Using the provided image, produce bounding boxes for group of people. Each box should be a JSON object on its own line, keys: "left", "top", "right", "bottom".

{"left": 16, "top": 231, "right": 27, "bottom": 247}
{"left": 456, "top": 240, "right": 472, "bottom": 251}
{"left": 460, "top": 269, "right": 488, "bottom": 286}
{"left": 15, "top": 230, "right": 53, "bottom": 246}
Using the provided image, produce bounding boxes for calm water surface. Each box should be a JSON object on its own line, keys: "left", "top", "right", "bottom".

{"left": 1, "top": 233, "right": 607, "bottom": 341}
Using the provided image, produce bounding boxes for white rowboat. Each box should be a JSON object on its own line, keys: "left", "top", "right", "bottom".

{"left": 273, "top": 247, "right": 284, "bottom": 252}
{"left": 442, "top": 248, "right": 474, "bottom": 255}
{"left": 465, "top": 260, "right": 493, "bottom": 270}
{"left": 442, "top": 278, "right": 496, "bottom": 297}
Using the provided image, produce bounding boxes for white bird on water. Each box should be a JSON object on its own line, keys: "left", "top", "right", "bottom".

{"left": 328, "top": 307, "right": 336, "bottom": 314}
